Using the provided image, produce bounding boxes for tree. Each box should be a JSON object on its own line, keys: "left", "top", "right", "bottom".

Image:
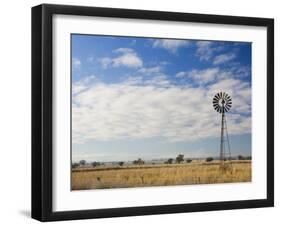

{"left": 79, "top": 160, "right": 86, "bottom": 165}
{"left": 118, "top": 161, "right": 124, "bottom": 166}
{"left": 92, "top": 161, "right": 100, "bottom": 167}
{"left": 133, "top": 158, "right": 145, "bottom": 165}
{"left": 206, "top": 157, "right": 213, "bottom": 162}
{"left": 165, "top": 158, "right": 173, "bottom": 164}
{"left": 186, "top": 159, "right": 192, "bottom": 163}
{"left": 238, "top": 155, "right": 245, "bottom": 160}
{"left": 176, "top": 154, "right": 184, "bottom": 163}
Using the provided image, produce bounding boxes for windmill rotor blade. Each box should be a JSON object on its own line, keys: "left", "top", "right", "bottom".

{"left": 225, "top": 101, "right": 231, "bottom": 106}
{"left": 225, "top": 104, "right": 231, "bottom": 109}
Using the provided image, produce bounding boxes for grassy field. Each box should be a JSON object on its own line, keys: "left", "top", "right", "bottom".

{"left": 71, "top": 160, "right": 251, "bottom": 190}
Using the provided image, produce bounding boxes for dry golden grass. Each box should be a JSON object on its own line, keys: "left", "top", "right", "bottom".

{"left": 71, "top": 160, "right": 251, "bottom": 190}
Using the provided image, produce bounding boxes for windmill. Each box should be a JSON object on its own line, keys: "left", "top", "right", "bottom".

{"left": 213, "top": 92, "right": 232, "bottom": 170}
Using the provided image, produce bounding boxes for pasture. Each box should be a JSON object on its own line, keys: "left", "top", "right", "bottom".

{"left": 71, "top": 160, "right": 251, "bottom": 190}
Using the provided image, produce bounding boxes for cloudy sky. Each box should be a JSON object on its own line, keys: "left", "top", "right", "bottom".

{"left": 71, "top": 34, "right": 252, "bottom": 162}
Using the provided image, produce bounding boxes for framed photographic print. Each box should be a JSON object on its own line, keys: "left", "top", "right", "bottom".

{"left": 32, "top": 4, "right": 274, "bottom": 221}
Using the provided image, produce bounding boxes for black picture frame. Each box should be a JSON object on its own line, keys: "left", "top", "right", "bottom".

{"left": 32, "top": 3, "right": 274, "bottom": 222}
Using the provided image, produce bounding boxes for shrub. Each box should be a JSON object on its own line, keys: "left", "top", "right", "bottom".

{"left": 165, "top": 158, "right": 173, "bottom": 164}
{"left": 79, "top": 160, "right": 86, "bottom": 165}
{"left": 176, "top": 154, "right": 184, "bottom": 163}
{"left": 91, "top": 161, "right": 100, "bottom": 167}
{"left": 238, "top": 155, "right": 245, "bottom": 160}
{"left": 133, "top": 158, "right": 145, "bottom": 165}
{"left": 206, "top": 157, "right": 213, "bottom": 162}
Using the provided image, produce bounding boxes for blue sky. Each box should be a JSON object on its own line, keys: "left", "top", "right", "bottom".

{"left": 71, "top": 34, "right": 252, "bottom": 162}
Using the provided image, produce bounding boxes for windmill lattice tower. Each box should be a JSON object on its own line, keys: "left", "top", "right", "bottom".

{"left": 213, "top": 92, "right": 232, "bottom": 169}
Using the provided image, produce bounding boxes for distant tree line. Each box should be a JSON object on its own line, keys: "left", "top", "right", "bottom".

{"left": 164, "top": 154, "right": 193, "bottom": 164}
{"left": 72, "top": 154, "right": 252, "bottom": 169}
{"left": 71, "top": 160, "right": 104, "bottom": 169}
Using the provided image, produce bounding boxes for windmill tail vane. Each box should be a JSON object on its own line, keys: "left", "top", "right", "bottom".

{"left": 213, "top": 92, "right": 232, "bottom": 169}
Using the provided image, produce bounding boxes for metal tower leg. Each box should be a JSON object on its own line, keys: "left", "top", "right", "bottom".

{"left": 219, "top": 111, "right": 232, "bottom": 170}
{"left": 220, "top": 112, "right": 225, "bottom": 162}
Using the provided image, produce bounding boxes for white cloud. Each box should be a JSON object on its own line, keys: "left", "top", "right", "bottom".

{"left": 72, "top": 75, "right": 96, "bottom": 95}
{"left": 189, "top": 68, "right": 220, "bottom": 85}
{"left": 99, "top": 48, "right": 143, "bottom": 68}
{"left": 176, "top": 68, "right": 232, "bottom": 85}
{"left": 195, "top": 41, "right": 226, "bottom": 62}
{"left": 99, "top": 57, "right": 112, "bottom": 68}
{"left": 72, "top": 71, "right": 251, "bottom": 144}
{"left": 152, "top": 39, "right": 190, "bottom": 53}
{"left": 143, "top": 75, "right": 171, "bottom": 87}
{"left": 228, "top": 63, "right": 251, "bottom": 78}
{"left": 113, "top": 48, "right": 134, "bottom": 54}
{"left": 195, "top": 41, "right": 214, "bottom": 61}
{"left": 72, "top": 57, "right": 81, "bottom": 69}
{"left": 213, "top": 53, "right": 236, "bottom": 65}
{"left": 138, "top": 66, "right": 162, "bottom": 74}
{"left": 175, "top": 71, "right": 188, "bottom": 78}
